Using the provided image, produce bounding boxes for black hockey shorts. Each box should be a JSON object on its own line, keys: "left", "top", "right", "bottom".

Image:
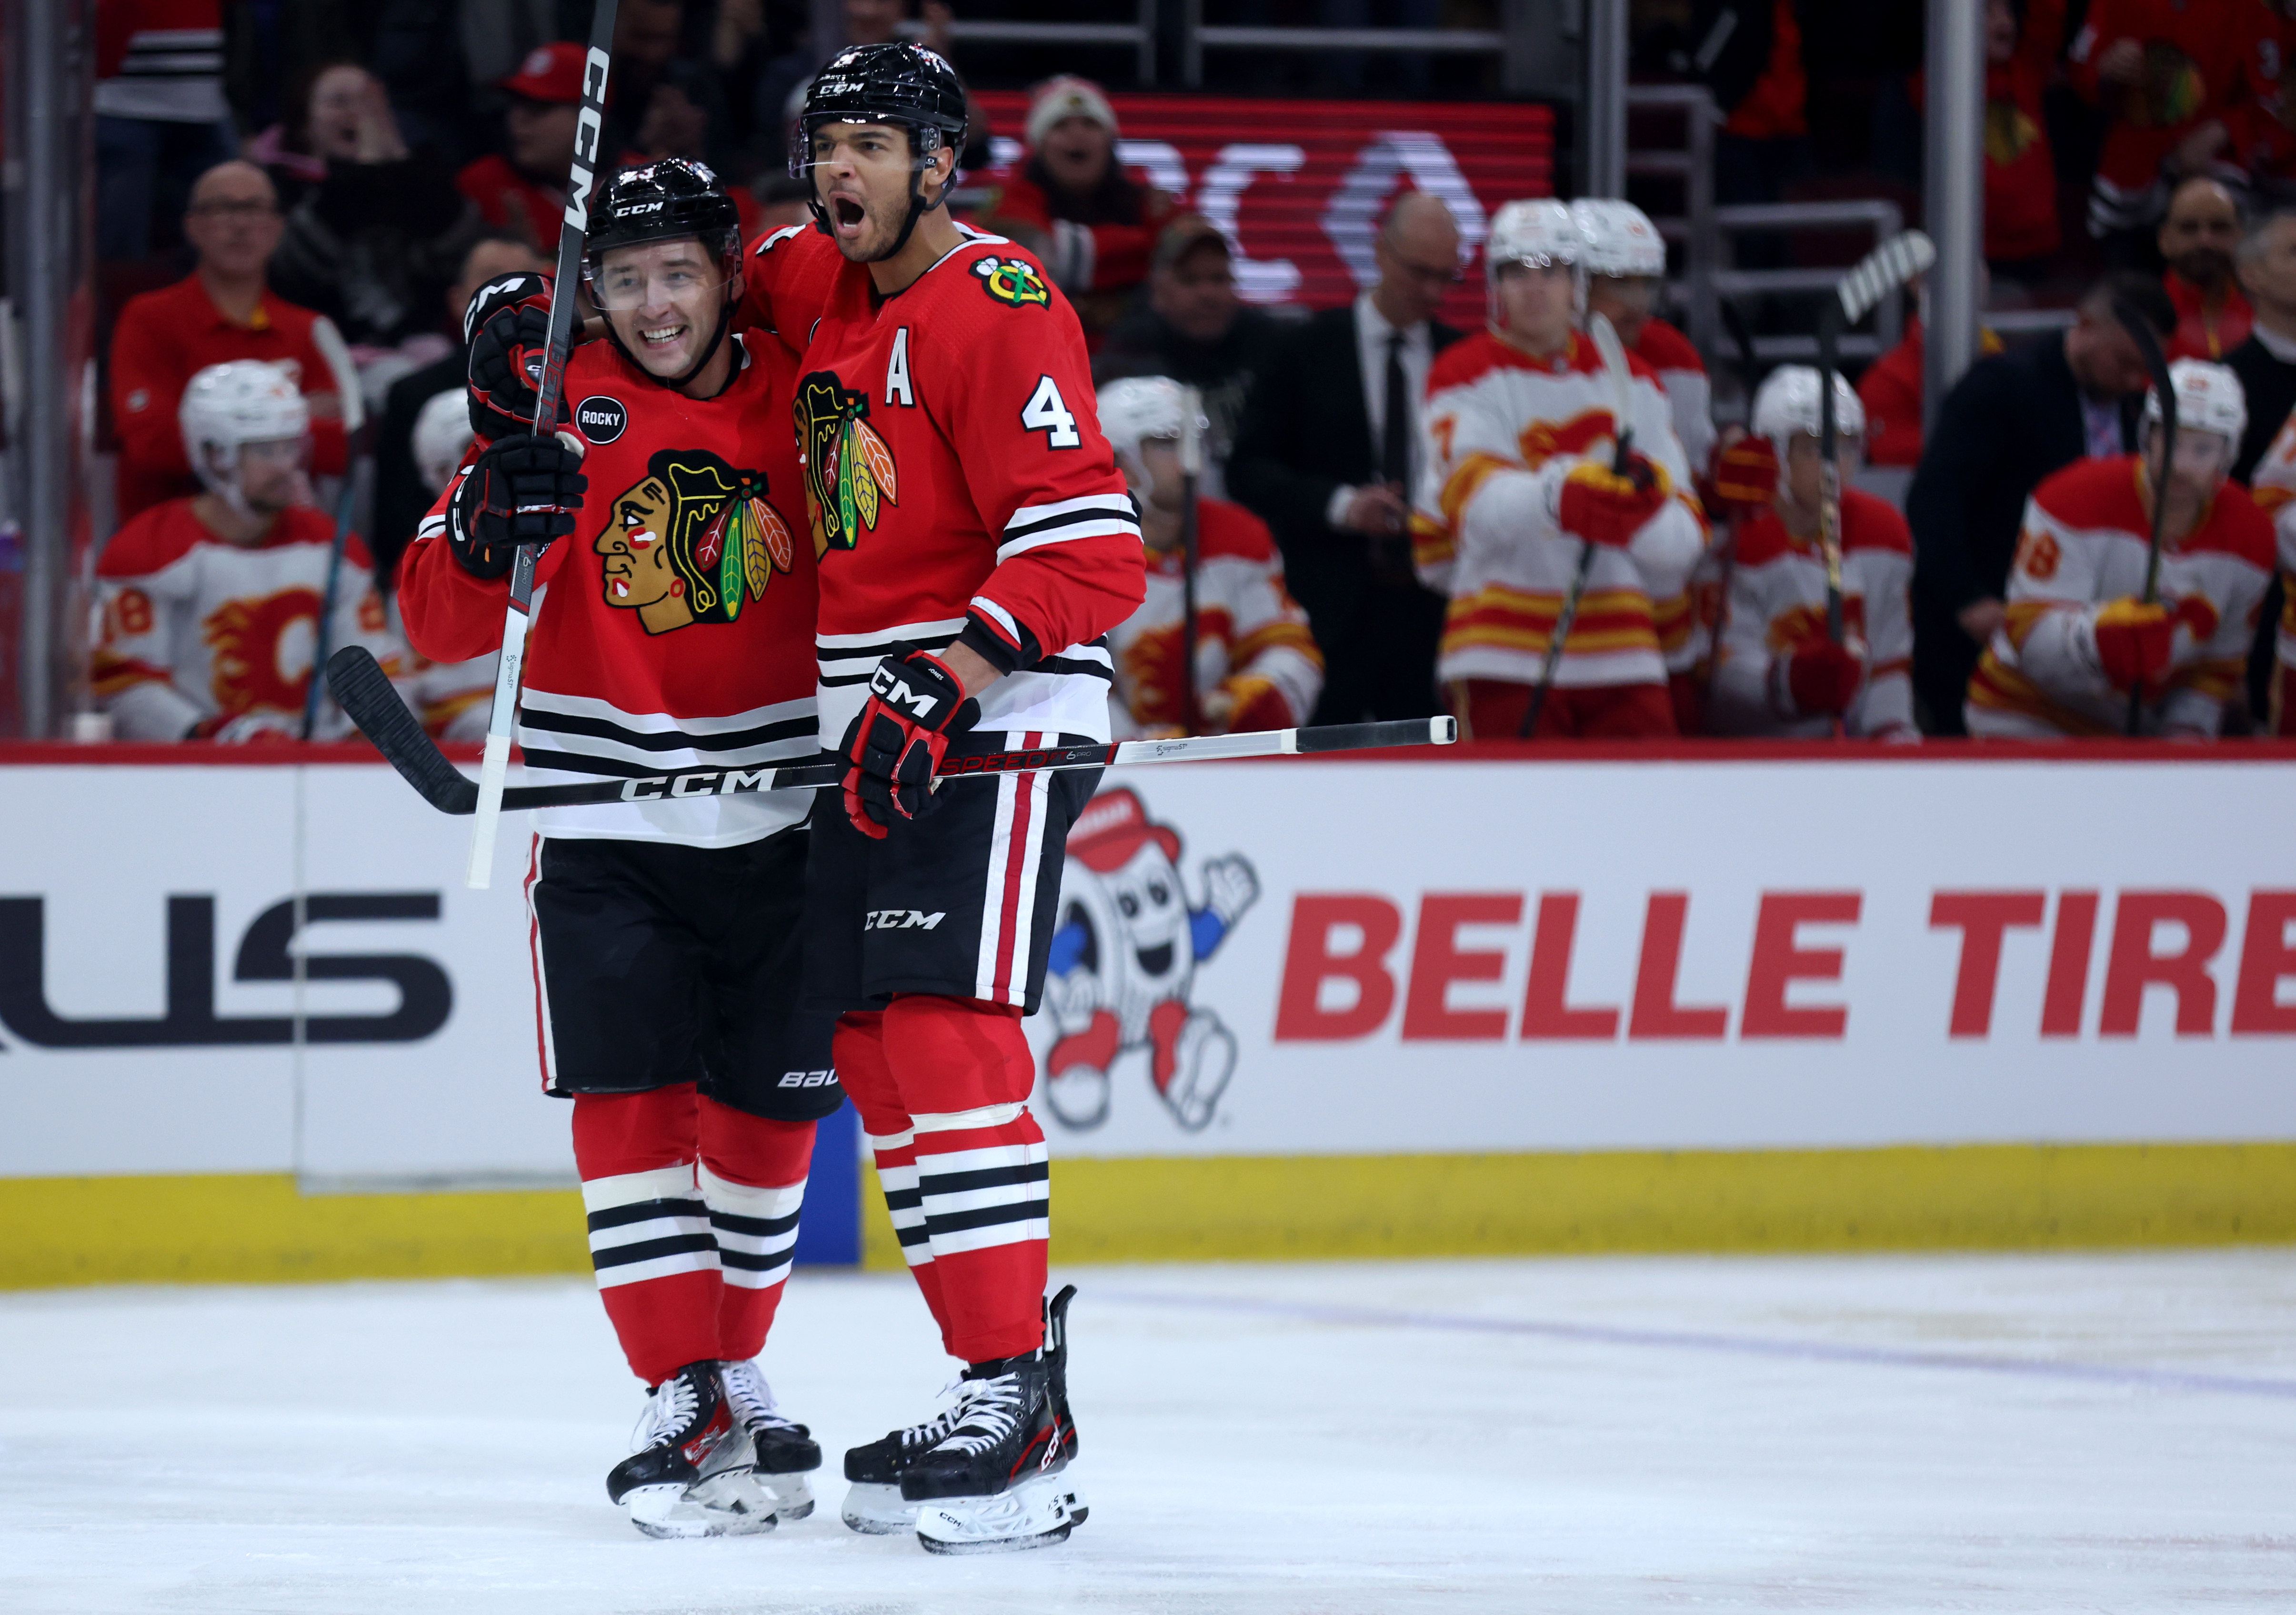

{"left": 802, "top": 729, "right": 1101, "bottom": 1016}
{"left": 526, "top": 830, "right": 843, "bottom": 1122}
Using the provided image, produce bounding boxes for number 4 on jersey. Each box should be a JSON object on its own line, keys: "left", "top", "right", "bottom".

{"left": 1022, "top": 376, "right": 1082, "bottom": 449}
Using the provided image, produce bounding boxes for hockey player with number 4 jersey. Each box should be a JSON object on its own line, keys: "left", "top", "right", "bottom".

{"left": 1704, "top": 367, "right": 1916, "bottom": 740}
{"left": 743, "top": 42, "right": 1143, "bottom": 1555}
{"left": 1966, "top": 358, "right": 2271, "bottom": 738}
{"left": 1412, "top": 198, "right": 1706, "bottom": 739}
{"left": 401, "top": 160, "right": 838, "bottom": 1542}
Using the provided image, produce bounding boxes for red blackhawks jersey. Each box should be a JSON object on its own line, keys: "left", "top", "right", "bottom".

{"left": 1109, "top": 498, "right": 1322, "bottom": 737}
{"left": 744, "top": 223, "right": 1145, "bottom": 744}
{"left": 1967, "top": 457, "right": 2272, "bottom": 738}
{"left": 399, "top": 333, "right": 819, "bottom": 847}
{"left": 1707, "top": 487, "right": 1916, "bottom": 740}
{"left": 93, "top": 500, "right": 401, "bottom": 740}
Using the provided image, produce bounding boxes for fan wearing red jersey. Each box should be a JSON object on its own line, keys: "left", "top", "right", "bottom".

{"left": 93, "top": 360, "right": 401, "bottom": 741}
{"left": 1966, "top": 360, "right": 2271, "bottom": 738}
{"left": 780, "top": 43, "right": 1141, "bottom": 1555}
{"left": 403, "top": 161, "right": 835, "bottom": 1541}
{"left": 1097, "top": 376, "right": 1322, "bottom": 735}
{"left": 1706, "top": 367, "right": 1916, "bottom": 740}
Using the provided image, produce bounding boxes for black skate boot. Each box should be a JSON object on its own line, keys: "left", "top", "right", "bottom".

{"left": 904, "top": 1285, "right": 1085, "bottom": 1555}
{"left": 718, "top": 1358, "right": 820, "bottom": 1521}
{"left": 839, "top": 1394, "right": 969, "bottom": 1534}
{"left": 606, "top": 1361, "right": 776, "bottom": 1539}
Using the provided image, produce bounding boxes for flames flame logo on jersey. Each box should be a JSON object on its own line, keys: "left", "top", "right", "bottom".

{"left": 1519, "top": 408, "right": 1624, "bottom": 469}
{"left": 595, "top": 448, "right": 793, "bottom": 635}
{"left": 1766, "top": 595, "right": 1870, "bottom": 655}
{"left": 202, "top": 586, "right": 324, "bottom": 714}
{"left": 795, "top": 371, "right": 898, "bottom": 559}
{"left": 1027, "top": 788, "right": 1260, "bottom": 1135}
{"left": 970, "top": 255, "right": 1051, "bottom": 310}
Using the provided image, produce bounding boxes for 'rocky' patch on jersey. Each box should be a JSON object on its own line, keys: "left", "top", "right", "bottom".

{"left": 971, "top": 255, "right": 1050, "bottom": 310}
{"left": 576, "top": 395, "right": 629, "bottom": 444}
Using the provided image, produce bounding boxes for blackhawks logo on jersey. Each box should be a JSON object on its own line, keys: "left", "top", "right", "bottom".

{"left": 595, "top": 448, "right": 794, "bottom": 635}
{"left": 971, "top": 254, "right": 1050, "bottom": 310}
{"left": 796, "top": 371, "right": 899, "bottom": 559}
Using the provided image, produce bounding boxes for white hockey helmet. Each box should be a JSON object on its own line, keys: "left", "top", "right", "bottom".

{"left": 2144, "top": 358, "right": 2247, "bottom": 448}
{"left": 1484, "top": 198, "right": 1584, "bottom": 327}
{"left": 180, "top": 360, "right": 309, "bottom": 499}
{"left": 1571, "top": 198, "right": 1667, "bottom": 279}
{"left": 1095, "top": 375, "right": 1194, "bottom": 477}
{"left": 1751, "top": 364, "right": 1865, "bottom": 457}
{"left": 411, "top": 388, "right": 476, "bottom": 496}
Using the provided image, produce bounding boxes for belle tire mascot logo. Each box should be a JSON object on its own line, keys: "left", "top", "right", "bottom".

{"left": 1034, "top": 789, "right": 1258, "bottom": 1132}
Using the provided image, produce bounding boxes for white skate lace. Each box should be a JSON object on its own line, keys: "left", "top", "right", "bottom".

{"left": 893, "top": 1382, "right": 972, "bottom": 1453}
{"left": 631, "top": 1371, "right": 702, "bottom": 1453}
{"left": 719, "top": 1359, "right": 806, "bottom": 1434}
{"left": 931, "top": 1372, "right": 1026, "bottom": 1457}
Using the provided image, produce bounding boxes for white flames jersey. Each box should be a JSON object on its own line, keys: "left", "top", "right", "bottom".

{"left": 1707, "top": 488, "right": 1916, "bottom": 739}
{"left": 1411, "top": 328, "right": 1705, "bottom": 690}
{"left": 2241, "top": 411, "right": 2296, "bottom": 682}
{"left": 1107, "top": 497, "right": 1323, "bottom": 737}
{"left": 1966, "top": 457, "right": 2271, "bottom": 738}
{"left": 93, "top": 499, "right": 403, "bottom": 740}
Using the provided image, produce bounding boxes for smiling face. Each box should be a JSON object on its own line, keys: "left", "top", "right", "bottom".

{"left": 594, "top": 473, "right": 695, "bottom": 633}
{"left": 593, "top": 238, "right": 734, "bottom": 380}
{"left": 1103, "top": 842, "right": 1193, "bottom": 987}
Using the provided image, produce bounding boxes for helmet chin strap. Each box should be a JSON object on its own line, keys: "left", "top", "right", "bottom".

{"left": 806, "top": 134, "right": 952, "bottom": 263}
{"left": 604, "top": 283, "right": 737, "bottom": 392}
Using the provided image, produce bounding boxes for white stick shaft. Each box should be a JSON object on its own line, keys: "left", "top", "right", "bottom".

{"left": 463, "top": 590, "right": 531, "bottom": 889}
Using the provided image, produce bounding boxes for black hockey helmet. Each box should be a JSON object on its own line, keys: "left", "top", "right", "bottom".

{"left": 582, "top": 159, "right": 745, "bottom": 391}
{"left": 791, "top": 42, "right": 967, "bottom": 261}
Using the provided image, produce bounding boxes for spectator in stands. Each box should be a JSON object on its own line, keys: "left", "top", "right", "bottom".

{"left": 110, "top": 160, "right": 351, "bottom": 521}
{"left": 94, "top": 0, "right": 236, "bottom": 261}
{"left": 1231, "top": 194, "right": 1460, "bottom": 725}
{"left": 751, "top": 174, "right": 816, "bottom": 233}
{"left": 2160, "top": 177, "right": 2252, "bottom": 360}
{"left": 1965, "top": 359, "right": 2269, "bottom": 738}
{"left": 984, "top": 77, "right": 1174, "bottom": 344}
{"left": 2069, "top": 2, "right": 2282, "bottom": 255}
{"left": 456, "top": 44, "right": 589, "bottom": 255}
{"left": 2228, "top": 208, "right": 2296, "bottom": 482}
{"left": 92, "top": 361, "right": 401, "bottom": 742}
{"left": 370, "top": 232, "right": 550, "bottom": 592}
{"left": 267, "top": 63, "right": 486, "bottom": 350}
{"left": 602, "top": 0, "right": 732, "bottom": 172}
{"left": 1097, "top": 217, "right": 1283, "bottom": 495}
{"left": 1980, "top": 0, "right": 2062, "bottom": 281}
{"left": 1098, "top": 377, "right": 1323, "bottom": 737}
{"left": 754, "top": 0, "right": 953, "bottom": 166}
{"left": 1686, "top": 1, "right": 1812, "bottom": 265}
{"left": 1906, "top": 271, "right": 2176, "bottom": 733}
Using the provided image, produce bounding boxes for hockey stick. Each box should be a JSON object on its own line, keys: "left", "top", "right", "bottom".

{"left": 463, "top": 0, "right": 617, "bottom": 889}
{"left": 1520, "top": 311, "right": 1635, "bottom": 739}
{"left": 1179, "top": 383, "right": 1203, "bottom": 731}
{"left": 328, "top": 644, "right": 1454, "bottom": 815}
{"left": 2112, "top": 295, "right": 2176, "bottom": 738}
{"left": 1699, "top": 300, "right": 1767, "bottom": 728}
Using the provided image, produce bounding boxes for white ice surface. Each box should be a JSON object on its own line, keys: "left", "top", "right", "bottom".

{"left": 3, "top": 1252, "right": 2295, "bottom": 1613}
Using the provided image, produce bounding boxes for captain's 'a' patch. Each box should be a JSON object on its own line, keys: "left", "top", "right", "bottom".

{"left": 971, "top": 255, "right": 1051, "bottom": 310}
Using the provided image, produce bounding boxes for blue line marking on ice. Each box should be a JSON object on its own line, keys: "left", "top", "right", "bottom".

{"left": 1093, "top": 1288, "right": 2296, "bottom": 1399}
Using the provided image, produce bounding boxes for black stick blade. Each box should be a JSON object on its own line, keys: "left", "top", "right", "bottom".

{"left": 1295, "top": 716, "right": 1456, "bottom": 754}
{"left": 327, "top": 646, "right": 479, "bottom": 815}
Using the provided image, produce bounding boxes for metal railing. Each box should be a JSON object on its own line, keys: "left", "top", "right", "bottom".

{"left": 901, "top": 4, "right": 1161, "bottom": 83}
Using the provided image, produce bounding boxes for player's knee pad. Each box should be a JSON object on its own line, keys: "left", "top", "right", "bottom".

{"left": 832, "top": 1010, "right": 913, "bottom": 1137}
{"left": 881, "top": 993, "right": 1035, "bottom": 1114}
{"left": 570, "top": 1083, "right": 701, "bottom": 1179}
{"left": 696, "top": 1095, "right": 814, "bottom": 1191}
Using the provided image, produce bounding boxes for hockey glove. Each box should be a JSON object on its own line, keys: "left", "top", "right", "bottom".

{"left": 1781, "top": 637, "right": 1864, "bottom": 717}
{"left": 1555, "top": 452, "right": 1669, "bottom": 549}
{"left": 465, "top": 273, "right": 570, "bottom": 441}
{"left": 2091, "top": 598, "right": 2175, "bottom": 695}
{"left": 1708, "top": 432, "right": 1779, "bottom": 515}
{"left": 449, "top": 431, "right": 587, "bottom": 580}
{"left": 840, "top": 649, "right": 980, "bottom": 840}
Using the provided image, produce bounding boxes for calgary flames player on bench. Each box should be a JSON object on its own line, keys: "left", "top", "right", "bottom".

{"left": 1095, "top": 375, "right": 1324, "bottom": 736}
{"left": 1411, "top": 198, "right": 1706, "bottom": 740}
{"left": 94, "top": 360, "right": 401, "bottom": 741}
{"left": 1704, "top": 366, "right": 1917, "bottom": 740}
{"left": 1966, "top": 358, "right": 2271, "bottom": 739}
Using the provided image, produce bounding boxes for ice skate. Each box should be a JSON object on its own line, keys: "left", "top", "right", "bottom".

{"left": 718, "top": 1358, "right": 820, "bottom": 1520}
{"left": 906, "top": 1285, "right": 1085, "bottom": 1555}
{"left": 606, "top": 1361, "right": 776, "bottom": 1539}
{"left": 839, "top": 1391, "right": 971, "bottom": 1534}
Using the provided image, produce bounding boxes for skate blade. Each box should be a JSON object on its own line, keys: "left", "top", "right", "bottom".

{"left": 915, "top": 1473, "right": 1085, "bottom": 1555}
{"left": 758, "top": 1469, "right": 817, "bottom": 1522}
{"left": 625, "top": 1471, "right": 780, "bottom": 1539}
{"left": 840, "top": 1480, "right": 917, "bottom": 1535}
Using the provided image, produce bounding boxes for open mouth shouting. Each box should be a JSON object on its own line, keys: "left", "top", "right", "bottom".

{"left": 829, "top": 192, "right": 868, "bottom": 241}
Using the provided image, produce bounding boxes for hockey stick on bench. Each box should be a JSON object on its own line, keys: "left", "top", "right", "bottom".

{"left": 329, "top": 646, "right": 1456, "bottom": 817}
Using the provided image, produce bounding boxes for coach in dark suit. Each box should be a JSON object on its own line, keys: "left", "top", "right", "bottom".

{"left": 1907, "top": 271, "right": 2175, "bottom": 733}
{"left": 1230, "top": 193, "right": 1464, "bottom": 722}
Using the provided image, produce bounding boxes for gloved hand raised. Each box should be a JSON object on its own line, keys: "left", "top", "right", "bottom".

{"left": 448, "top": 431, "right": 587, "bottom": 580}
{"left": 465, "top": 271, "right": 571, "bottom": 442}
{"left": 1555, "top": 451, "right": 1670, "bottom": 548}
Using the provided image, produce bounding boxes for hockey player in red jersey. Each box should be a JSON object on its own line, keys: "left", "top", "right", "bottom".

{"left": 759, "top": 43, "right": 1144, "bottom": 1553}
{"left": 1096, "top": 376, "right": 1323, "bottom": 735}
{"left": 401, "top": 161, "right": 837, "bottom": 1539}
{"left": 1967, "top": 359, "right": 2271, "bottom": 738}
{"left": 1704, "top": 367, "right": 1917, "bottom": 740}
{"left": 1412, "top": 199, "right": 1707, "bottom": 739}
{"left": 93, "top": 360, "right": 402, "bottom": 740}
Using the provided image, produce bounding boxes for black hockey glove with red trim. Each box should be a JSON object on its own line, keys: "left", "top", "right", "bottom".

{"left": 448, "top": 432, "right": 586, "bottom": 579}
{"left": 465, "top": 272, "right": 570, "bottom": 441}
{"left": 839, "top": 649, "right": 980, "bottom": 839}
